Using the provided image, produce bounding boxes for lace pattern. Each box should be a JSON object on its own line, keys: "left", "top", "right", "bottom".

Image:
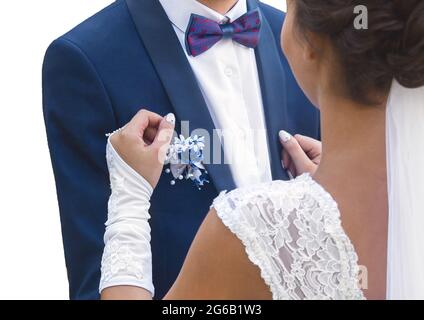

{"left": 213, "top": 174, "right": 365, "bottom": 300}
{"left": 100, "top": 237, "right": 146, "bottom": 285}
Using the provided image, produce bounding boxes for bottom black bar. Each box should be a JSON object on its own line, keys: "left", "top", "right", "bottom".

{"left": 0, "top": 300, "right": 422, "bottom": 318}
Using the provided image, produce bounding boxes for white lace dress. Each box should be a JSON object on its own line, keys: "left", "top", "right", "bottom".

{"left": 212, "top": 174, "right": 365, "bottom": 300}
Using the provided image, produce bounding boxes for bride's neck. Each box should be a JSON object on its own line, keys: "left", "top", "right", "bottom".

{"left": 314, "top": 92, "right": 387, "bottom": 201}
{"left": 314, "top": 90, "right": 389, "bottom": 299}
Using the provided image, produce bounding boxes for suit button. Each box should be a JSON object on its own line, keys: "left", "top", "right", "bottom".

{"left": 224, "top": 67, "right": 233, "bottom": 77}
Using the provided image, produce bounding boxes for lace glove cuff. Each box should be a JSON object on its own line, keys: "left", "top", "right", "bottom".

{"left": 99, "top": 139, "right": 155, "bottom": 296}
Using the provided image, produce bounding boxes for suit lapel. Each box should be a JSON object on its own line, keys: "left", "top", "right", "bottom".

{"left": 125, "top": 0, "right": 236, "bottom": 191}
{"left": 248, "top": 0, "right": 289, "bottom": 181}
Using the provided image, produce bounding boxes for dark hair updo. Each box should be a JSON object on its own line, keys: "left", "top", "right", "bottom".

{"left": 294, "top": 0, "right": 424, "bottom": 105}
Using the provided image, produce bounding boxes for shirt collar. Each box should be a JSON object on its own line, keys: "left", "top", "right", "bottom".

{"left": 159, "top": 0, "right": 247, "bottom": 32}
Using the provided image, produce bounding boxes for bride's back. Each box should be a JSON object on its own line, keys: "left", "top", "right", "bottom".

{"left": 169, "top": 0, "right": 424, "bottom": 300}
{"left": 279, "top": 0, "right": 424, "bottom": 299}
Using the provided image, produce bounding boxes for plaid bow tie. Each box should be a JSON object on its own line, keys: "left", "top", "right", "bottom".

{"left": 185, "top": 9, "right": 262, "bottom": 57}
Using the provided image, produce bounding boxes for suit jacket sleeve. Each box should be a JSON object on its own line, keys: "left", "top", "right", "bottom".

{"left": 42, "top": 37, "right": 116, "bottom": 299}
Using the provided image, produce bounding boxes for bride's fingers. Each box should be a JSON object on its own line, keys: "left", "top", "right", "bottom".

{"left": 150, "top": 113, "right": 176, "bottom": 163}
{"left": 127, "top": 109, "right": 163, "bottom": 141}
{"left": 288, "top": 162, "right": 297, "bottom": 179}
{"left": 144, "top": 127, "right": 159, "bottom": 145}
{"left": 279, "top": 130, "right": 314, "bottom": 175}
{"left": 295, "top": 134, "right": 322, "bottom": 159}
{"left": 283, "top": 150, "right": 297, "bottom": 179}
{"left": 281, "top": 149, "right": 289, "bottom": 169}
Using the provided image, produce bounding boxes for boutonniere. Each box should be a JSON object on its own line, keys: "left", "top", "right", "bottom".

{"left": 164, "top": 135, "right": 209, "bottom": 190}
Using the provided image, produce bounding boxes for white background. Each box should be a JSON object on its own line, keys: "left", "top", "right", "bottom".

{"left": 0, "top": 0, "right": 286, "bottom": 300}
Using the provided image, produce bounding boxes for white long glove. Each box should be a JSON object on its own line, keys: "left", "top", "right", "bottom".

{"left": 99, "top": 139, "right": 154, "bottom": 296}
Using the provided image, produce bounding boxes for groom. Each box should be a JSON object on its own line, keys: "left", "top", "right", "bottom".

{"left": 43, "top": 0, "right": 320, "bottom": 299}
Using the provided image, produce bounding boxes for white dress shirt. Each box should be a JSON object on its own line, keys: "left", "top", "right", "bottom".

{"left": 159, "top": 0, "right": 272, "bottom": 187}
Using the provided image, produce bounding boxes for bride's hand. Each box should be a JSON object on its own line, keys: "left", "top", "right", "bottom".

{"left": 279, "top": 130, "right": 321, "bottom": 178}
{"left": 110, "top": 110, "right": 175, "bottom": 188}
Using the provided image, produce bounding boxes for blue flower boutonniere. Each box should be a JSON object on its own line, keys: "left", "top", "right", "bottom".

{"left": 165, "top": 135, "right": 209, "bottom": 190}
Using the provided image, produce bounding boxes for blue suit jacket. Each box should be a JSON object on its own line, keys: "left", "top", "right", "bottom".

{"left": 43, "top": 0, "right": 320, "bottom": 299}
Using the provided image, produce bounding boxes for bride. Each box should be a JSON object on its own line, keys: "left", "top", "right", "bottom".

{"left": 99, "top": 0, "right": 424, "bottom": 300}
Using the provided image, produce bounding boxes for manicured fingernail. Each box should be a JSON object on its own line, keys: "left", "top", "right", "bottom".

{"left": 281, "top": 160, "right": 286, "bottom": 169}
{"left": 165, "top": 113, "right": 175, "bottom": 124}
{"left": 288, "top": 170, "right": 295, "bottom": 180}
{"left": 279, "top": 130, "right": 292, "bottom": 143}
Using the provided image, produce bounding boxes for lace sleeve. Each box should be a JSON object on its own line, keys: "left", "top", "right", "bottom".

{"left": 212, "top": 175, "right": 364, "bottom": 300}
